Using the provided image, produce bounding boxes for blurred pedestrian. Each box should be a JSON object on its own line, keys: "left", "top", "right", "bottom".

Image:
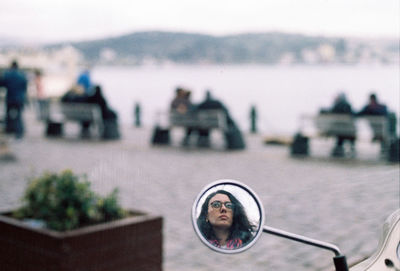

{"left": 33, "top": 69, "right": 50, "bottom": 121}
{"left": 0, "top": 60, "right": 28, "bottom": 139}
{"left": 34, "top": 69, "right": 45, "bottom": 99}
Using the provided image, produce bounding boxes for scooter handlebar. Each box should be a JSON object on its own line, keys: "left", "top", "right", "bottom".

{"left": 263, "top": 225, "right": 349, "bottom": 271}
{"left": 334, "top": 255, "right": 349, "bottom": 271}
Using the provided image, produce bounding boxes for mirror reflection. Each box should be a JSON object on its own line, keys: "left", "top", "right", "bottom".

{"left": 193, "top": 182, "right": 263, "bottom": 252}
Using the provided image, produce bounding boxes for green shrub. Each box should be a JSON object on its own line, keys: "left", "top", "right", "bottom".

{"left": 13, "top": 170, "right": 127, "bottom": 231}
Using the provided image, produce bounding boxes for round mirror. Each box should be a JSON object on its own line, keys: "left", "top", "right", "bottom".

{"left": 192, "top": 179, "right": 265, "bottom": 254}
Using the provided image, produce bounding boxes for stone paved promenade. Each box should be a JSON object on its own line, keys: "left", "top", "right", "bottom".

{"left": 0, "top": 110, "right": 399, "bottom": 271}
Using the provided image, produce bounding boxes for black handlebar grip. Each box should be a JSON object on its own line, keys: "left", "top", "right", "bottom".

{"left": 334, "top": 255, "right": 349, "bottom": 271}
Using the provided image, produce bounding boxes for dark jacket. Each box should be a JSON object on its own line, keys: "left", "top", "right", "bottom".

{"left": 61, "top": 87, "right": 117, "bottom": 120}
{"left": 358, "top": 103, "right": 388, "bottom": 116}
{"left": 0, "top": 68, "right": 28, "bottom": 105}
{"left": 331, "top": 100, "right": 354, "bottom": 114}
{"left": 196, "top": 98, "right": 233, "bottom": 125}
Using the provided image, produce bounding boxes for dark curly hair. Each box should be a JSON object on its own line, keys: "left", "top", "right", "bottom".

{"left": 197, "top": 190, "right": 256, "bottom": 244}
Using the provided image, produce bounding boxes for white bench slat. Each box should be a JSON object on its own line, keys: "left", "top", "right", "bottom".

{"left": 169, "top": 110, "right": 227, "bottom": 130}
{"left": 37, "top": 101, "right": 103, "bottom": 138}
{"left": 315, "top": 114, "right": 356, "bottom": 137}
{"left": 311, "top": 114, "right": 389, "bottom": 143}
{"left": 60, "top": 103, "right": 103, "bottom": 137}
{"left": 61, "top": 103, "right": 101, "bottom": 122}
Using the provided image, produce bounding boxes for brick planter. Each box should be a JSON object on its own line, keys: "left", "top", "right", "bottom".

{"left": 0, "top": 211, "right": 162, "bottom": 271}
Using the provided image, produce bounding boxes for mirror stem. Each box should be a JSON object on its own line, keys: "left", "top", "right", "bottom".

{"left": 263, "top": 226, "right": 349, "bottom": 271}
{"left": 263, "top": 225, "right": 341, "bottom": 255}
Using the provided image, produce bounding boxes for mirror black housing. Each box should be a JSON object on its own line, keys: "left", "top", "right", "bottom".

{"left": 191, "top": 179, "right": 265, "bottom": 254}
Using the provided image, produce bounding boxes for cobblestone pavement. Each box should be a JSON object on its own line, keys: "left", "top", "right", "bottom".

{"left": 0, "top": 110, "right": 399, "bottom": 271}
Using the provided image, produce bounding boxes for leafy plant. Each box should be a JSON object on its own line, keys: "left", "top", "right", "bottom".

{"left": 13, "top": 170, "right": 127, "bottom": 231}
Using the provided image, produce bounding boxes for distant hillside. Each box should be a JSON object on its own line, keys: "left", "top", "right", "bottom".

{"left": 47, "top": 31, "right": 398, "bottom": 65}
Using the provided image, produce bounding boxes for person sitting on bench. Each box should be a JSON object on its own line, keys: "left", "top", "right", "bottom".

{"left": 195, "top": 90, "right": 247, "bottom": 150}
{"left": 195, "top": 91, "right": 231, "bottom": 147}
{"left": 357, "top": 93, "right": 388, "bottom": 116}
{"left": 170, "top": 87, "right": 195, "bottom": 146}
{"left": 329, "top": 92, "right": 356, "bottom": 157}
{"left": 357, "top": 93, "right": 389, "bottom": 152}
{"left": 61, "top": 85, "right": 118, "bottom": 138}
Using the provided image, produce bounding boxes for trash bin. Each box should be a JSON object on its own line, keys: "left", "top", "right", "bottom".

{"left": 290, "top": 133, "right": 309, "bottom": 155}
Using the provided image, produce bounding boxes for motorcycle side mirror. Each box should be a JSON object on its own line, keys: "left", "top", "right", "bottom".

{"left": 191, "top": 179, "right": 265, "bottom": 254}
{"left": 192, "top": 180, "right": 350, "bottom": 271}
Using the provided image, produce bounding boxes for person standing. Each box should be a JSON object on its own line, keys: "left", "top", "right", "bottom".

{"left": 0, "top": 60, "right": 28, "bottom": 139}
{"left": 34, "top": 69, "right": 45, "bottom": 99}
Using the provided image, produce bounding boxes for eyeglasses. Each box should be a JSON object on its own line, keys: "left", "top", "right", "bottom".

{"left": 210, "top": 200, "right": 234, "bottom": 210}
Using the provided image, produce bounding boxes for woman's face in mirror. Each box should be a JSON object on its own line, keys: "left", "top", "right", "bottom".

{"left": 207, "top": 193, "right": 234, "bottom": 229}
{"left": 194, "top": 184, "right": 263, "bottom": 252}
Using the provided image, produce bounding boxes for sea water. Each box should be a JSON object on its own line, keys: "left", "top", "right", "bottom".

{"left": 92, "top": 64, "right": 399, "bottom": 135}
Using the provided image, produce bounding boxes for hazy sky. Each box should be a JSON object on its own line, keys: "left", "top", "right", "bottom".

{"left": 1, "top": 0, "right": 398, "bottom": 43}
